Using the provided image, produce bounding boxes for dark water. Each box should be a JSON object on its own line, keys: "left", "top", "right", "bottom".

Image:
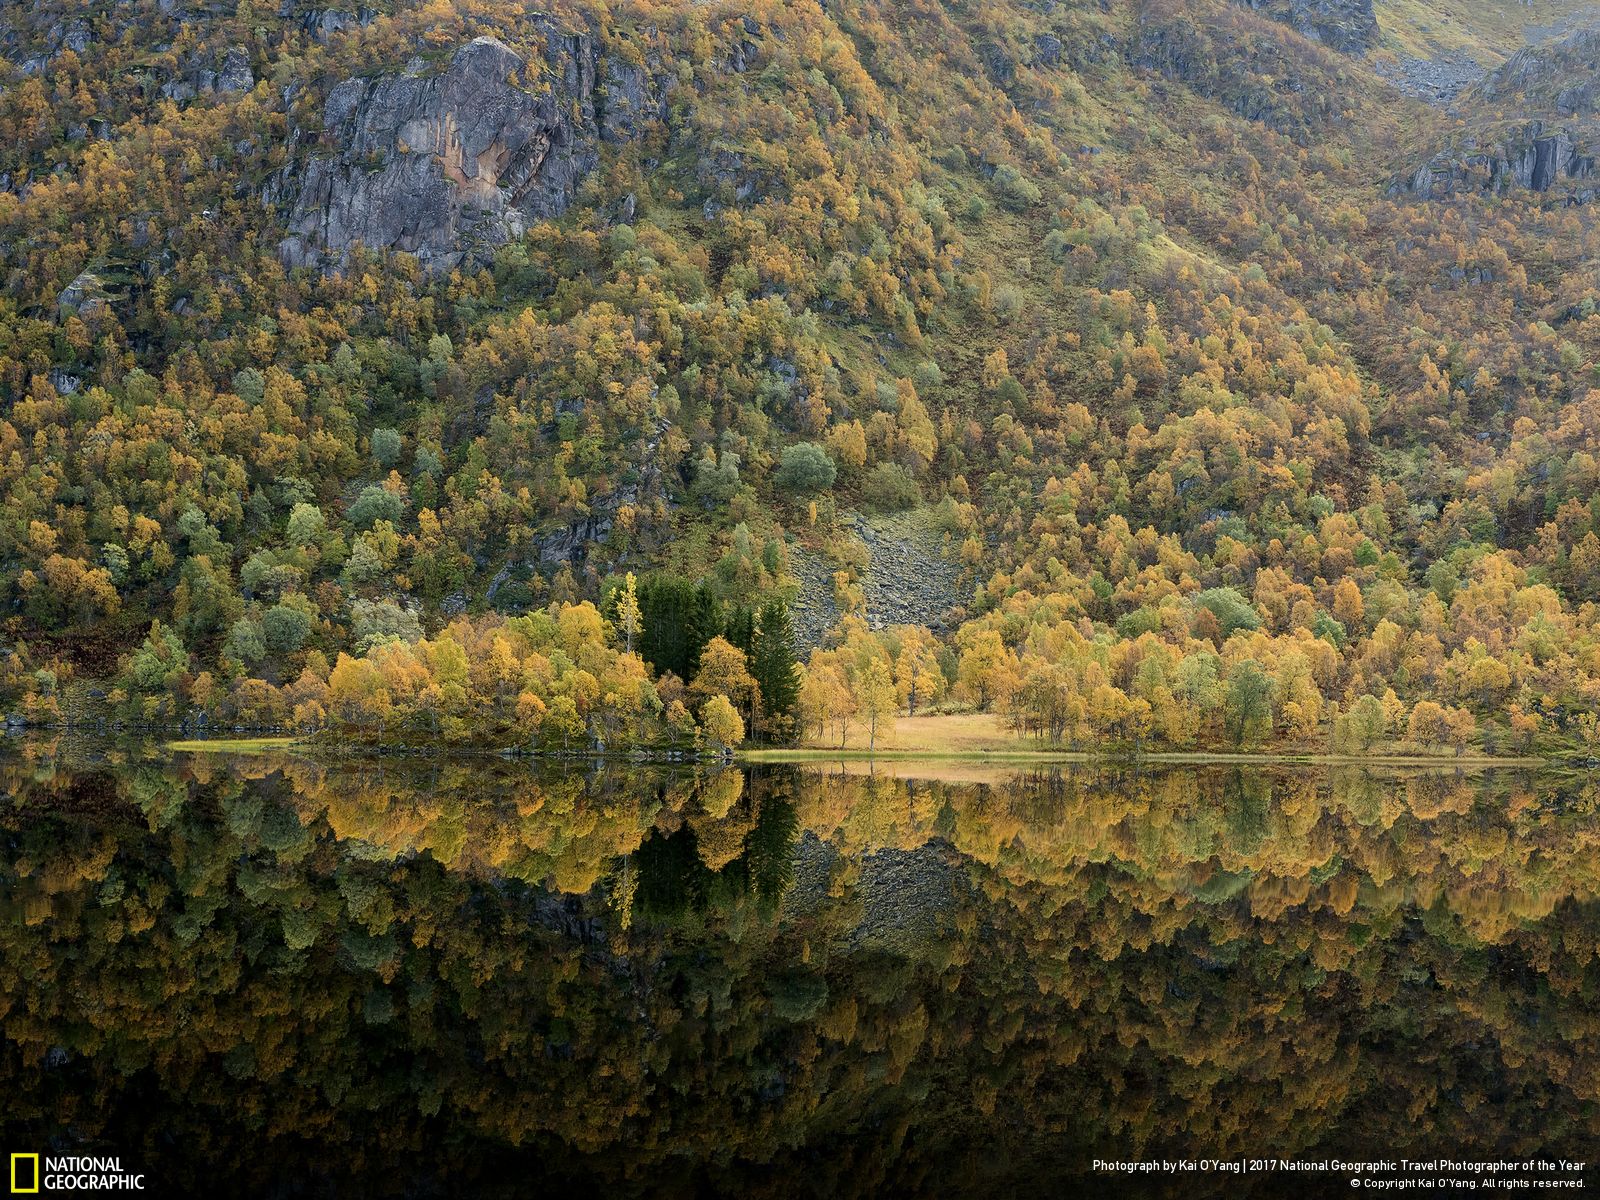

{"left": 2, "top": 746, "right": 1597, "bottom": 1198}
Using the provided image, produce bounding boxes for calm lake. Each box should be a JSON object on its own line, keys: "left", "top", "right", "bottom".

{"left": 3, "top": 744, "right": 1597, "bottom": 1197}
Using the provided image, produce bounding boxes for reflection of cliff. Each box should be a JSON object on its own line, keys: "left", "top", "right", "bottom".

{"left": 1, "top": 756, "right": 1597, "bottom": 1197}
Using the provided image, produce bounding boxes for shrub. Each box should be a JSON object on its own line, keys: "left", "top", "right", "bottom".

{"left": 263, "top": 603, "right": 312, "bottom": 655}
{"left": 775, "top": 442, "right": 838, "bottom": 495}
{"left": 347, "top": 485, "right": 405, "bottom": 529}
{"left": 992, "top": 163, "right": 1042, "bottom": 210}
{"left": 701, "top": 694, "right": 745, "bottom": 751}
{"left": 1191, "top": 587, "right": 1262, "bottom": 639}
{"left": 862, "top": 462, "right": 922, "bottom": 511}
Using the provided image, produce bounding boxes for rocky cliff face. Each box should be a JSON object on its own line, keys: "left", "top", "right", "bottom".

{"left": 1239, "top": 0, "right": 1378, "bottom": 54}
{"left": 1401, "top": 121, "right": 1598, "bottom": 201}
{"left": 1397, "top": 24, "right": 1600, "bottom": 203}
{"left": 1471, "top": 26, "right": 1600, "bottom": 116}
{"left": 160, "top": 45, "right": 254, "bottom": 103}
{"left": 278, "top": 26, "right": 663, "bottom": 273}
{"left": 1131, "top": 0, "right": 1353, "bottom": 141}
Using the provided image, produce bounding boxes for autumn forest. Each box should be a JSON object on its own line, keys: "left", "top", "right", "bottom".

{"left": 7, "top": 0, "right": 1600, "bottom": 1193}
{"left": 4, "top": 0, "right": 1600, "bottom": 760}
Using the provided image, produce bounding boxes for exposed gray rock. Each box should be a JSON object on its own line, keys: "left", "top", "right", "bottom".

{"left": 1399, "top": 120, "right": 1598, "bottom": 201}
{"left": 158, "top": 46, "right": 256, "bottom": 104}
{"left": 977, "top": 40, "right": 1016, "bottom": 88}
{"left": 58, "top": 269, "right": 109, "bottom": 315}
{"left": 301, "top": 7, "right": 378, "bottom": 43}
{"left": 1471, "top": 25, "right": 1600, "bottom": 116}
{"left": 720, "top": 14, "right": 762, "bottom": 73}
{"left": 1032, "top": 33, "right": 1063, "bottom": 68}
{"left": 1239, "top": 0, "right": 1377, "bottom": 54}
{"left": 696, "top": 148, "right": 764, "bottom": 204}
{"left": 721, "top": 32, "right": 760, "bottom": 73}
{"left": 599, "top": 54, "right": 662, "bottom": 143}
{"left": 536, "top": 509, "right": 616, "bottom": 566}
{"left": 789, "top": 547, "right": 843, "bottom": 651}
{"left": 161, "top": 78, "right": 198, "bottom": 104}
{"left": 59, "top": 21, "right": 91, "bottom": 56}
{"left": 278, "top": 27, "right": 665, "bottom": 273}
{"left": 854, "top": 510, "right": 962, "bottom": 636}
{"left": 1373, "top": 51, "right": 1484, "bottom": 105}
{"left": 1398, "top": 23, "right": 1600, "bottom": 199}
{"left": 9, "top": 16, "right": 90, "bottom": 73}
{"left": 215, "top": 46, "right": 254, "bottom": 93}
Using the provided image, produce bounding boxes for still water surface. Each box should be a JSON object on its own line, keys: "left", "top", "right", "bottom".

{"left": 3, "top": 746, "right": 1597, "bottom": 1197}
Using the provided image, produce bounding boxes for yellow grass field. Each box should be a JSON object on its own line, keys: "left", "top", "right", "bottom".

{"left": 796, "top": 712, "right": 1032, "bottom": 754}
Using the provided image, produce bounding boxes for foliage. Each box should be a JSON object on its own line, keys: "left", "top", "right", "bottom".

{"left": 2, "top": 0, "right": 1599, "bottom": 756}
{"left": 773, "top": 443, "right": 837, "bottom": 496}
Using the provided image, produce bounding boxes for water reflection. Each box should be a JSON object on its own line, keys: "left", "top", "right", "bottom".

{"left": 2, "top": 744, "right": 1597, "bottom": 1197}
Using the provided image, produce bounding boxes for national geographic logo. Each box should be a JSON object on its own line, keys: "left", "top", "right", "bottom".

{"left": 10, "top": 1155, "right": 144, "bottom": 1192}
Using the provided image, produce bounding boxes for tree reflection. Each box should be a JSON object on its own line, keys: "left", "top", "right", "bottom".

{"left": 1, "top": 748, "right": 1596, "bottom": 1197}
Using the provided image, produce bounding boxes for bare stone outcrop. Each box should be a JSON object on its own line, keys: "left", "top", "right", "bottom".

{"left": 278, "top": 25, "right": 664, "bottom": 273}
{"left": 1400, "top": 121, "right": 1598, "bottom": 201}
{"left": 1472, "top": 26, "right": 1600, "bottom": 117}
{"left": 1396, "top": 24, "right": 1600, "bottom": 203}
{"left": 1238, "top": 0, "right": 1378, "bottom": 54}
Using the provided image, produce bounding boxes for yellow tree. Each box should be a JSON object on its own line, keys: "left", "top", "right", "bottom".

{"left": 955, "top": 628, "right": 1014, "bottom": 708}
{"left": 893, "top": 627, "right": 945, "bottom": 715}
{"left": 701, "top": 694, "right": 745, "bottom": 755}
{"left": 799, "top": 658, "right": 854, "bottom": 747}
{"left": 692, "top": 636, "right": 758, "bottom": 725}
{"left": 859, "top": 658, "right": 897, "bottom": 752}
{"left": 616, "top": 572, "right": 642, "bottom": 655}
{"left": 327, "top": 654, "right": 392, "bottom": 740}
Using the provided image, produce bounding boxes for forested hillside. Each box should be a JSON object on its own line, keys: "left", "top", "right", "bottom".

{"left": 3, "top": 0, "right": 1600, "bottom": 756}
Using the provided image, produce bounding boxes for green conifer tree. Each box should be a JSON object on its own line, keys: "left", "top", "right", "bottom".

{"left": 750, "top": 602, "right": 801, "bottom": 743}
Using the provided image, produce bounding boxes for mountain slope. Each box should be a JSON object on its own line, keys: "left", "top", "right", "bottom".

{"left": 2, "top": 0, "right": 1600, "bottom": 755}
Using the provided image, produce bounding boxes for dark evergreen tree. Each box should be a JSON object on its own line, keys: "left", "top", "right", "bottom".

{"left": 723, "top": 604, "right": 755, "bottom": 657}
{"left": 637, "top": 575, "right": 720, "bottom": 682}
{"left": 750, "top": 602, "right": 801, "bottom": 743}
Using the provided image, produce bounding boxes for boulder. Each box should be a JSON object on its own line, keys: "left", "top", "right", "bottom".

{"left": 58, "top": 269, "right": 109, "bottom": 315}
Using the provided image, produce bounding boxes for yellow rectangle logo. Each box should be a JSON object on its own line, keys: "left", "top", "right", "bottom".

{"left": 10, "top": 1153, "right": 40, "bottom": 1194}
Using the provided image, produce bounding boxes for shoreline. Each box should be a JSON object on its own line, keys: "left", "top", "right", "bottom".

{"left": 737, "top": 747, "right": 1552, "bottom": 768}
{"left": 155, "top": 736, "right": 1558, "bottom": 770}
